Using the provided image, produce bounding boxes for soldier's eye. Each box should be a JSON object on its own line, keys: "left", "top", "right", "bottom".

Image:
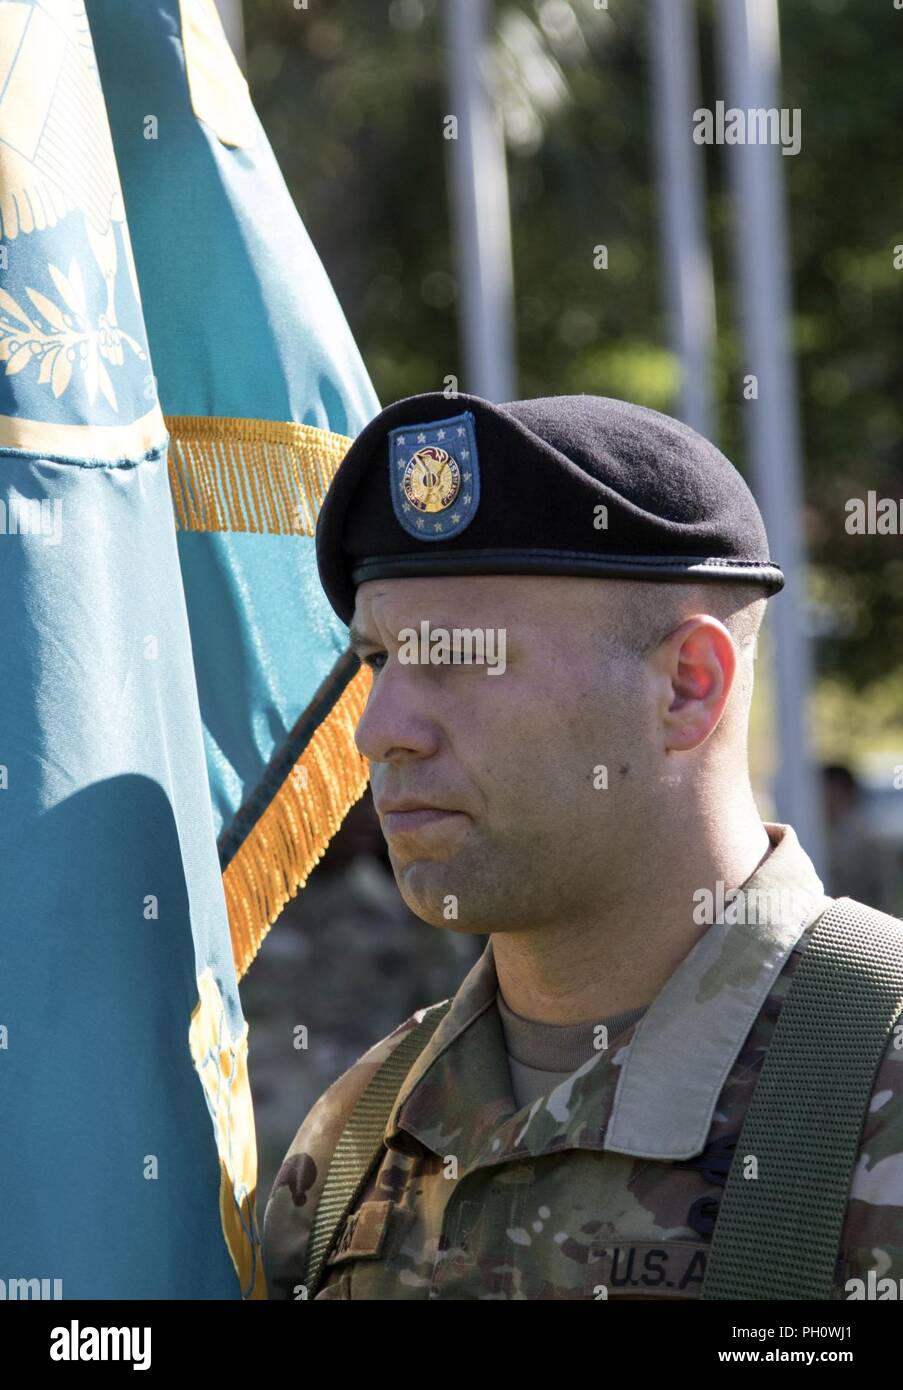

{"left": 362, "top": 651, "right": 387, "bottom": 672}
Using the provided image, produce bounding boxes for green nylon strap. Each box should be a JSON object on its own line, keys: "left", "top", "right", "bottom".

{"left": 702, "top": 896, "right": 903, "bottom": 1301}
{"left": 302, "top": 998, "right": 453, "bottom": 1298}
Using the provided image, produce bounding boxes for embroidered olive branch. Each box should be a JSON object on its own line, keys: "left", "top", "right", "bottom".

{"left": 0, "top": 258, "right": 145, "bottom": 410}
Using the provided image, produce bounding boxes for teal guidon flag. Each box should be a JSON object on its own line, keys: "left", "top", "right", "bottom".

{"left": 87, "top": 0, "right": 380, "bottom": 980}
{"left": 0, "top": 0, "right": 261, "bottom": 1296}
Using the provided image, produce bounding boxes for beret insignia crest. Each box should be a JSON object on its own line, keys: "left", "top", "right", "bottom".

{"left": 388, "top": 410, "right": 480, "bottom": 540}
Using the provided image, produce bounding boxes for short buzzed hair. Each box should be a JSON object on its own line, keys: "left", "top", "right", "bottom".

{"left": 599, "top": 579, "right": 768, "bottom": 720}
{"left": 607, "top": 580, "right": 767, "bottom": 658}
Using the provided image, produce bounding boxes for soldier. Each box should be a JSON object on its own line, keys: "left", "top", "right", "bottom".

{"left": 263, "top": 392, "right": 903, "bottom": 1301}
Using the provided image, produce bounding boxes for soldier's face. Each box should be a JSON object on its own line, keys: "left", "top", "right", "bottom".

{"left": 348, "top": 574, "right": 664, "bottom": 934}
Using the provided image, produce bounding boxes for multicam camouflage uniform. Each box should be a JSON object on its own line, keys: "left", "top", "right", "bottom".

{"left": 263, "top": 823, "right": 903, "bottom": 1300}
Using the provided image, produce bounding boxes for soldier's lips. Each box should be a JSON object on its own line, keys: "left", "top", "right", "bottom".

{"left": 379, "top": 807, "right": 468, "bottom": 836}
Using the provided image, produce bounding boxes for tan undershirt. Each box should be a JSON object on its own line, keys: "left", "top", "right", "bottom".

{"left": 496, "top": 988, "right": 648, "bottom": 1110}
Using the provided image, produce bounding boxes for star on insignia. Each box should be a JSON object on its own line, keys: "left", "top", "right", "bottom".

{"left": 417, "top": 432, "right": 426, "bottom": 443}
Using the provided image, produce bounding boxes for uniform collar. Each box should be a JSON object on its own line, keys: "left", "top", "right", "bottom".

{"left": 384, "top": 823, "right": 831, "bottom": 1168}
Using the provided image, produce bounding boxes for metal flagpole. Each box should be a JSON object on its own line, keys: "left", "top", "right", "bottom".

{"left": 716, "top": 0, "right": 825, "bottom": 871}
{"left": 442, "top": 0, "right": 516, "bottom": 402}
{"left": 214, "top": 0, "right": 246, "bottom": 67}
{"left": 649, "top": 0, "right": 716, "bottom": 438}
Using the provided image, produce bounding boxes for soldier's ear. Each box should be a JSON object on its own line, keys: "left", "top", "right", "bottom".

{"left": 654, "top": 617, "right": 736, "bottom": 752}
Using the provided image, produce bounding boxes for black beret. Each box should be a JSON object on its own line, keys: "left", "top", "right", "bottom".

{"left": 316, "top": 391, "right": 784, "bottom": 625}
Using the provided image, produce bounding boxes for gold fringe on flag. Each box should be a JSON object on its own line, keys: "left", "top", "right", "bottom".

{"left": 164, "top": 413, "right": 370, "bottom": 977}
{"left": 223, "top": 664, "right": 373, "bottom": 980}
{"left": 165, "top": 414, "right": 353, "bottom": 534}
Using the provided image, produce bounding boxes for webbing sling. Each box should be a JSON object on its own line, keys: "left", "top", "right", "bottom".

{"left": 303, "top": 998, "right": 453, "bottom": 1298}
{"left": 702, "top": 896, "right": 903, "bottom": 1300}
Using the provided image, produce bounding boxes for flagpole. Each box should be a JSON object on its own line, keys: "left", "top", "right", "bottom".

{"left": 648, "top": 0, "right": 715, "bottom": 438}
{"left": 716, "top": 0, "right": 825, "bottom": 872}
{"left": 215, "top": 0, "right": 246, "bottom": 67}
{"left": 442, "top": 0, "right": 516, "bottom": 402}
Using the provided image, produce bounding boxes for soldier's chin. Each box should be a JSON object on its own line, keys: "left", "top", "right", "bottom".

{"left": 392, "top": 860, "right": 479, "bottom": 931}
